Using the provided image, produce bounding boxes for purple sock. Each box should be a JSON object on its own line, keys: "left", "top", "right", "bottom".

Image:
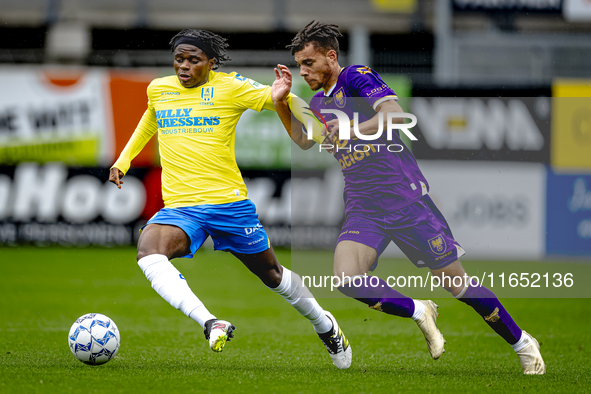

{"left": 459, "top": 280, "right": 522, "bottom": 344}
{"left": 338, "top": 275, "right": 415, "bottom": 318}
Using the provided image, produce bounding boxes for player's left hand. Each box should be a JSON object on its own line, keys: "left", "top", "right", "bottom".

{"left": 272, "top": 64, "right": 292, "bottom": 103}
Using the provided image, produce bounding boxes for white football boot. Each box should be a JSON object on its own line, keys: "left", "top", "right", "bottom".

{"left": 204, "top": 319, "right": 236, "bottom": 353}
{"left": 516, "top": 331, "right": 546, "bottom": 375}
{"left": 415, "top": 300, "right": 446, "bottom": 359}
{"left": 318, "top": 312, "right": 352, "bottom": 369}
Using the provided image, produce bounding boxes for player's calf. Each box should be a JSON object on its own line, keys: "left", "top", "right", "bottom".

{"left": 338, "top": 275, "right": 416, "bottom": 317}
{"left": 266, "top": 267, "right": 351, "bottom": 368}
{"left": 137, "top": 254, "right": 217, "bottom": 326}
{"left": 454, "top": 278, "right": 546, "bottom": 374}
{"left": 338, "top": 275, "right": 445, "bottom": 359}
{"left": 455, "top": 278, "right": 523, "bottom": 345}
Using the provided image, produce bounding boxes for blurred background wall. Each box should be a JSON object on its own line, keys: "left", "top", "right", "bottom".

{"left": 0, "top": 0, "right": 589, "bottom": 259}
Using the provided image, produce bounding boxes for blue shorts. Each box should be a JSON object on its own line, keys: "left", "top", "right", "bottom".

{"left": 337, "top": 195, "right": 465, "bottom": 270}
{"left": 144, "top": 200, "right": 270, "bottom": 258}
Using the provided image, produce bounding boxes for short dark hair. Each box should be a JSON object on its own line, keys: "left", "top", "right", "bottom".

{"left": 287, "top": 21, "right": 343, "bottom": 56}
{"left": 169, "top": 29, "right": 231, "bottom": 70}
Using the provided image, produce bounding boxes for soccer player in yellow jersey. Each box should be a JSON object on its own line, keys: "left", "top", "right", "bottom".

{"left": 108, "top": 29, "right": 351, "bottom": 369}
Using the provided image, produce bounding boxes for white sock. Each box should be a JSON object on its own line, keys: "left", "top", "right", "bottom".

{"left": 511, "top": 331, "right": 529, "bottom": 352}
{"left": 411, "top": 299, "right": 425, "bottom": 321}
{"left": 268, "top": 267, "right": 333, "bottom": 334}
{"left": 138, "top": 254, "right": 216, "bottom": 328}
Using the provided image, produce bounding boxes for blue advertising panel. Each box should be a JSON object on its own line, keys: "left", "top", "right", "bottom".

{"left": 546, "top": 168, "right": 591, "bottom": 256}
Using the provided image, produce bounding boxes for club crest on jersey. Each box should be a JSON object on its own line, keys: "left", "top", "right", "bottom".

{"left": 334, "top": 88, "right": 346, "bottom": 108}
{"left": 201, "top": 87, "right": 214, "bottom": 102}
{"left": 428, "top": 234, "right": 447, "bottom": 255}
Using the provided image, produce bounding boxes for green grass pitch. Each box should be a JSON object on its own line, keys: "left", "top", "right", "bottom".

{"left": 1, "top": 247, "right": 590, "bottom": 393}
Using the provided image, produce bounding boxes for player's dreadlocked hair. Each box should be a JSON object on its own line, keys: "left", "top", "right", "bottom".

{"left": 169, "top": 29, "right": 231, "bottom": 70}
{"left": 287, "top": 21, "right": 343, "bottom": 57}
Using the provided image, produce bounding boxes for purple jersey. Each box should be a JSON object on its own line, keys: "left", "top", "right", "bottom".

{"left": 309, "top": 65, "right": 429, "bottom": 216}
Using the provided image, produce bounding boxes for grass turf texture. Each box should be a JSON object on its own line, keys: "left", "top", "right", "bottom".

{"left": 0, "top": 247, "right": 590, "bottom": 393}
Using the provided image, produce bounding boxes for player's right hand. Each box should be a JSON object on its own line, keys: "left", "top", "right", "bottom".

{"left": 325, "top": 119, "right": 340, "bottom": 142}
{"left": 109, "top": 167, "right": 124, "bottom": 189}
{"left": 272, "top": 64, "right": 292, "bottom": 103}
{"left": 321, "top": 119, "right": 340, "bottom": 154}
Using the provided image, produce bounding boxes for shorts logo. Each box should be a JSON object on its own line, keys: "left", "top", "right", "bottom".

{"left": 248, "top": 237, "right": 265, "bottom": 246}
{"left": 428, "top": 234, "right": 447, "bottom": 255}
{"left": 245, "top": 223, "right": 263, "bottom": 236}
{"left": 334, "top": 88, "right": 346, "bottom": 108}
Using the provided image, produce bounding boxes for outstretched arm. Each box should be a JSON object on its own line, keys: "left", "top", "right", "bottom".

{"left": 357, "top": 99, "right": 404, "bottom": 135}
{"left": 109, "top": 107, "right": 158, "bottom": 189}
{"left": 271, "top": 65, "right": 316, "bottom": 150}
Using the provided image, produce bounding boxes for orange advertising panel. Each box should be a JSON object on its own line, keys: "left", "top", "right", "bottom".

{"left": 109, "top": 71, "right": 158, "bottom": 166}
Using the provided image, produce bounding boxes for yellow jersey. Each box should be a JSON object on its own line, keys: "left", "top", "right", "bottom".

{"left": 112, "top": 71, "right": 277, "bottom": 208}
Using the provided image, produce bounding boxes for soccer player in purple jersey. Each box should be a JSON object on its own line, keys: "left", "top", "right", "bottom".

{"left": 271, "top": 21, "right": 545, "bottom": 374}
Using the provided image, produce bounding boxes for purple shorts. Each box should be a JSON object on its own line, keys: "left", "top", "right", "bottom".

{"left": 337, "top": 195, "right": 465, "bottom": 270}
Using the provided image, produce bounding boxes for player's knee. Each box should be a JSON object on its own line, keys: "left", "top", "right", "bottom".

{"left": 333, "top": 266, "right": 346, "bottom": 278}
{"left": 446, "top": 277, "right": 469, "bottom": 298}
{"left": 333, "top": 263, "right": 366, "bottom": 279}
{"left": 240, "top": 250, "right": 283, "bottom": 288}
{"left": 432, "top": 272, "right": 466, "bottom": 297}
{"left": 137, "top": 250, "right": 149, "bottom": 262}
{"left": 261, "top": 268, "right": 282, "bottom": 288}
{"left": 136, "top": 234, "right": 156, "bottom": 261}
{"left": 136, "top": 246, "right": 160, "bottom": 262}
{"left": 436, "top": 282, "right": 458, "bottom": 296}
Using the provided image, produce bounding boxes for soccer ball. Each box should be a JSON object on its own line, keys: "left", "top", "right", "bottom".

{"left": 68, "top": 313, "right": 120, "bottom": 365}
